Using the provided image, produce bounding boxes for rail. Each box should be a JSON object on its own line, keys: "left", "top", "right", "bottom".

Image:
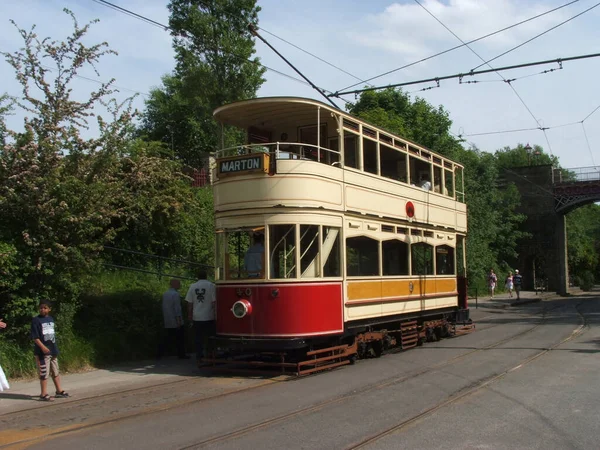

{"left": 215, "top": 142, "right": 341, "bottom": 164}
{"left": 553, "top": 166, "right": 600, "bottom": 184}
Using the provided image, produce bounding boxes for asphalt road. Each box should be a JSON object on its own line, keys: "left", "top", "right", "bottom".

{"left": 3, "top": 291, "right": 599, "bottom": 450}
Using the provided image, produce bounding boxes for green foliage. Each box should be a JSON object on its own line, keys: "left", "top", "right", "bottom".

{"left": 140, "top": 0, "right": 265, "bottom": 167}
{"left": 567, "top": 204, "right": 600, "bottom": 285}
{"left": 0, "top": 11, "right": 215, "bottom": 359}
{"left": 76, "top": 271, "right": 167, "bottom": 364}
{"left": 495, "top": 144, "right": 559, "bottom": 168}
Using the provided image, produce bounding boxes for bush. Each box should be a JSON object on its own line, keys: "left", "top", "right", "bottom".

{"left": 75, "top": 270, "right": 189, "bottom": 365}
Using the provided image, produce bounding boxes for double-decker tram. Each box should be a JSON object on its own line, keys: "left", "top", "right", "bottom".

{"left": 209, "top": 97, "right": 471, "bottom": 375}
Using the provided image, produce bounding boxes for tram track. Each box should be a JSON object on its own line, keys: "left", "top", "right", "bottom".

{"left": 0, "top": 376, "right": 284, "bottom": 449}
{"left": 177, "top": 302, "right": 567, "bottom": 449}
{"left": 0, "top": 301, "right": 565, "bottom": 450}
{"left": 345, "top": 301, "right": 590, "bottom": 449}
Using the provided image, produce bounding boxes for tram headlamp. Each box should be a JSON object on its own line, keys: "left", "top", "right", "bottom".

{"left": 231, "top": 299, "right": 252, "bottom": 319}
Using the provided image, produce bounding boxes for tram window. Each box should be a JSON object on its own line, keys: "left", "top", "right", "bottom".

{"left": 409, "top": 156, "right": 431, "bottom": 189}
{"left": 445, "top": 170, "right": 454, "bottom": 198}
{"left": 436, "top": 245, "right": 455, "bottom": 275}
{"left": 344, "top": 132, "right": 358, "bottom": 169}
{"left": 346, "top": 236, "right": 379, "bottom": 276}
{"left": 382, "top": 240, "right": 409, "bottom": 276}
{"left": 215, "top": 232, "right": 225, "bottom": 281}
{"left": 225, "top": 230, "right": 258, "bottom": 279}
{"left": 456, "top": 167, "right": 465, "bottom": 202}
{"left": 363, "top": 138, "right": 378, "bottom": 175}
{"left": 380, "top": 144, "right": 407, "bottom": 183}
{"left": 323, "top": 226, "right": 341, "bottom": 277}
{"left": 326, "top": 137, "right": 341, "bottom": 165}
{"left": 269, "top": 224, "right": 297, "bottom": 279}
{"left": 433, "top": 166, "right": 443, "bottom": 193}
{"left": 411, "top": 242, "right": 434, "bottom": 275}
{"left": 300, "top": 225, "right": 320, "bottom": 278}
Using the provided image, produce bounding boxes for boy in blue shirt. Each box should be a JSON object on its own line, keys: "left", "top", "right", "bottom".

{"left": 31, "top": 300, "right": 69, "bottom": 401}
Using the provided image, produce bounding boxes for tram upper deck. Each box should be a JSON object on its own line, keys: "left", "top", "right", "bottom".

{"left": 213, "top": 97, "right": 466, "bottom": 233}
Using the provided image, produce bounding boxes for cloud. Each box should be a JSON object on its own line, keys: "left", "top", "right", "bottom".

{"left": 351, "top": 0, "right": 570, "bottom": 58}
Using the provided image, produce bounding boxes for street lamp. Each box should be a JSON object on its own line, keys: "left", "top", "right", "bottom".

{"left": 524, "top": 143, "right": 532, "bottom": 165}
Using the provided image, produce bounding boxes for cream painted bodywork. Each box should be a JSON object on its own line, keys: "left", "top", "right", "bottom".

{"left": 213, "top": 97, "right": 467, "bottom": 325}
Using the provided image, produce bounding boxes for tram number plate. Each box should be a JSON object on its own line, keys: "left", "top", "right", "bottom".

{"left": 218, "top": 154, "right": 269, "bottom": 176}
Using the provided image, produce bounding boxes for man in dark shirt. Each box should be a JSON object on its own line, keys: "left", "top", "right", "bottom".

{"left": 513, "top": 270, "right": 523, "bottom": 300}
{"left": 31, "top": 300, "right": 69, "bottom": 401}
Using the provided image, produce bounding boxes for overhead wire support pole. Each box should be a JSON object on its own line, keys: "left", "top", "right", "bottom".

{"left": 331, "top": 52, "right": 600, "bottom": 97}
{"left": 248, "top": 24, "right": 341, "bottom": 110}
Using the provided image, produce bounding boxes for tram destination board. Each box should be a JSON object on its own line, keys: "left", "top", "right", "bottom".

{"left": 217, "top": 153, "right": 270, "bottom": 177}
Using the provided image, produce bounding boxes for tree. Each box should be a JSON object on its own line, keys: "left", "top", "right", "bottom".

{"left": 0, "top": 10, "right": 210, "bottom": 341}
{"left": 566, "top": 204, "right": 600, "bottom": 289}
{"left": 140, "top": 0, "right": 266, "bottom": 167}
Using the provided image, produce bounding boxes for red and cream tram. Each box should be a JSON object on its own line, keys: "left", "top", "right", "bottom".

{"left": 209, "top": 97, "right": 470, "bottom": 373}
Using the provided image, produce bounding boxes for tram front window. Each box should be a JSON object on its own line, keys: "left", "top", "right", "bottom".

{"left": 270, "top": 224, "right": 297, "bottom": 279}
{"left": 221, "top": 228, "right": 265, "bottom": 279}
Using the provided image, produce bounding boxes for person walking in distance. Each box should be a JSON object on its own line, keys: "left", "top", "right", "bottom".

{"left": 513, "top": 269, "right": 523, "bottom": 300}
{"left": 488, "top": 269, "right": 497, "bottom": 299}
{"left": 158, "top": 278, "right": 188, "bottom": 360}
{"left": 505, "top": 271, "right": 514, "bottom": 298}
{"left": 186, "top": 269, "right": 216, "bottom": 367}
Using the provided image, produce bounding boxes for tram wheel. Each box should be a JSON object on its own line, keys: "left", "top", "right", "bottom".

{"left": 372, "top": 341, "right": 383, "bottom": 358}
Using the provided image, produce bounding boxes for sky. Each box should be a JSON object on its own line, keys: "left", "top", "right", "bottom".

{"left": 1, "top": 0, "right": 599, "bottom": 170}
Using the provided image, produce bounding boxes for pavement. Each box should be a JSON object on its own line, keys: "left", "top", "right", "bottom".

{"left": 0, "top": 288, "right": 573, "bottom": 417}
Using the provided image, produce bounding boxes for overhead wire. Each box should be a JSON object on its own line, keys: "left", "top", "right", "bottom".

{"left": 91, "top": 0, "right": 167, "bottom": 30}
{"left": 258, "top": 28, "right": 366, "bottom": 84}
{"left": 332, "top": 52, "right": 600, "bottom": 96}
{"left": 90, "top": 0, "right": 331, "bottom": 95}
{"left": 471, "top": 1, "right": 600, "bottom": 71}
{"left": 335, "top": 0, "right": 581, "bottom": 94}
{"left": 412, "top": 0, "right": 545, "bottom": 140}
{"left": 580, "top": 123, "right": 595, "bottom": 166}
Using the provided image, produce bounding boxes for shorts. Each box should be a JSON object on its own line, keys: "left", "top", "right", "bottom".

{"left": 36, "top": 354, "right": 60, "bottom": 380}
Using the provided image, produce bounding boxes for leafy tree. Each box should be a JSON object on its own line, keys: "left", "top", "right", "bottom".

{"left": 495, "top": 143, "right": 558, "bottom": 168}
{"left": 566, "top": 204, "right": 600, "bottom": 288}
{"left": 0, "top": 10, "right": 210, "bottom": 342}
{"left": 140, "top": 0, "right": 266, "bottom": 167}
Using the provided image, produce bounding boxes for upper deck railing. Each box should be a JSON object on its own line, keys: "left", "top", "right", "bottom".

{"left": 215, "top": 141, "right": 340, "bottom": 162}
{"left": 214, "top": 142, "right": 465, "bottom": 202}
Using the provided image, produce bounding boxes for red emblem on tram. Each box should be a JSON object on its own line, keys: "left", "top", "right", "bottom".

{"left": 406, "top": 201, "right": 415, "bottom": 218}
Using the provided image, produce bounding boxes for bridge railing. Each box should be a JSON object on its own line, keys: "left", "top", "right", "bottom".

{"left": 553, "top": 166, "right": 600, "bottom": 184}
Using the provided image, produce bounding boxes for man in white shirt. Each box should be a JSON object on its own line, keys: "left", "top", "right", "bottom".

{"left": 185, "top": 269, "right": 216, "bottom": 366}
{"left": 419, "top": 174, "right": 432, "bottom": 191}
{"left": 158, "top": 279, "right": 188, "bottom": 359}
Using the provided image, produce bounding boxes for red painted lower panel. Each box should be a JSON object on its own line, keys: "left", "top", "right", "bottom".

{"left": 216, "top": 282, "right": 343, "bottom": 337}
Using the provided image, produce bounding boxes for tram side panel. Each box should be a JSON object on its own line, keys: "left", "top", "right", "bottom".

{"left": 216, "top": 283, "right": 344, "bottom": 337}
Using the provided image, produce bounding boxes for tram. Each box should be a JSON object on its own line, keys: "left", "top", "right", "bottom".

{"left": 209, "top": 97, "right": 471, "bottom": 374}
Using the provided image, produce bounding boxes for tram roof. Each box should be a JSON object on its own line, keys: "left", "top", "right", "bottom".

{"left": 214, "top": 97, "right": 463, "bottom": 168}
{"left": 214, "top": 97, "right": 334, "bottom": 129}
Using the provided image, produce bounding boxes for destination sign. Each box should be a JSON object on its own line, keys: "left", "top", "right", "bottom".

{"left": 217, "top": 153, "right": 269, "bottom": 176}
